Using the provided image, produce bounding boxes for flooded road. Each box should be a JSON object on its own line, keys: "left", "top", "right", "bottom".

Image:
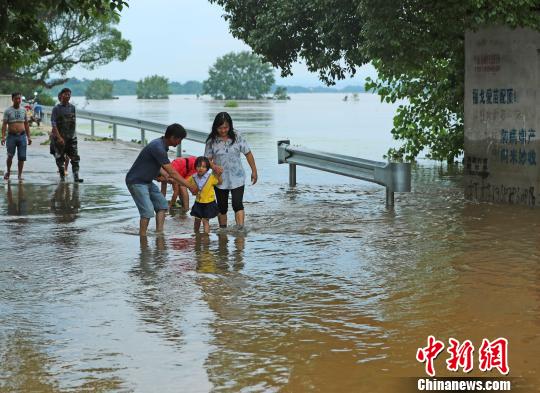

{"left": 1, "top": 95, "right": 539, "bottom": 392}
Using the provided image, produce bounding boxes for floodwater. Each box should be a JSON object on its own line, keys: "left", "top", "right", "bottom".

{"left": 0, "top": 94, "right": 539, "bottom": 392}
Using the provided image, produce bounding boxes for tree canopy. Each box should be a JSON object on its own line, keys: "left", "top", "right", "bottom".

{"left": 136, "top": 75, "right": 171, "bottom": 99}
{"left": 85, "top": 79, "right": 114, "bottom": 99}
{"left": 273, "top": 86, "right": 290, "bottom": 100}
{"left": 209, "top": 0, "right": 540, "bottom": 162}
{"left": 1, "top": 1, "right": 130, "bottom": 92}
{"left": 203, "top": 51, "right": 275, "bottom": 99}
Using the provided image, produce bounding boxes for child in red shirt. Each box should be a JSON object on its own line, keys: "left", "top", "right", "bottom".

{"left": 160, "top": 155, "right": 197, "bottom": 210}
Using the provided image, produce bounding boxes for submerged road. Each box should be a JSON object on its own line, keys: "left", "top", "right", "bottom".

{"left": 0, "top": 130, "right": 539, "bottom": 392}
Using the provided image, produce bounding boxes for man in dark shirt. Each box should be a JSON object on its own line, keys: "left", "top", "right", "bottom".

{"left": 51, "top": 87, "right": 82, "bottom": 182}
{"left": 126, "top": 123, "right": 197, "bottom": 236}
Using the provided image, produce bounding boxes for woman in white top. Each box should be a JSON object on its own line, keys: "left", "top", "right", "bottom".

{"left": 204, "top": 112, "right": 258, "bottom": 229}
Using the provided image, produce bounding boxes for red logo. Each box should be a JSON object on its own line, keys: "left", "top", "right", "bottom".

{"left": 446, "top": 338, "right": 474, "bottom": 373}
{"left": 479, "top": 338, "right": 509, "bottom": 375}
{"left": 416, "top": 336, "right": 445, "bottom": 377}
{"left": 416, "top": 337, "right": 509, "bottom": 376}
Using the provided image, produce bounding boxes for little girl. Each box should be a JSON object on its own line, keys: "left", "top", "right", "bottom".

{"left": 188, "top": 156, "right": 222, "bottom": 234}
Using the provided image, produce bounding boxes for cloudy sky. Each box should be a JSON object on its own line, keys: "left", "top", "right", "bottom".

{"left": 68, "top": 0, "right": 377, "bottom": 87}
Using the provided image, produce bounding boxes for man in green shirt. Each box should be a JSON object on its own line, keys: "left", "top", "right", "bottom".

{"left": 51, "top": 88, "right": 83, "bottom": 182}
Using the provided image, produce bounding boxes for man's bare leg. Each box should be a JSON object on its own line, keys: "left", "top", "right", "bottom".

{"left": 140, "top": 217, "right": 150, "bottom": 236}
{"left": 17, "top": 160, "right": 24, "bottom": 180}
{"left": 4, "top": 155, "right": 13, "bottom": 179}
{"left": 156, "top": 210, "right": 166, "bottom": 233}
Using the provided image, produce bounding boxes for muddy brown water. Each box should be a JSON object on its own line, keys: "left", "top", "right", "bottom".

{"left": 1, "top": 95, "right": 539, "bottom": 392}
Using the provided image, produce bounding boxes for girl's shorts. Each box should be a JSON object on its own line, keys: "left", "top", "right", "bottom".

{"left": 190, "top": 201, "right": 219, "bottom": 219}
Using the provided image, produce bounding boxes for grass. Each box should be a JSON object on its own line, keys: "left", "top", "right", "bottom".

{"left": 30, "top": 129, "right": 46, "bottom": 137}
{"left": 84, "top": 136, "right": 114, "bottom": 142}
{"left": 224, "top": 100, "right": 238, "bottom": 108}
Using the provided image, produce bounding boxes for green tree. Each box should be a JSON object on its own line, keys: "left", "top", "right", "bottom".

{"left": 136, "top": 75, "right": 171, "bottom": 99}
{"left": 203, "top": 51, "right": 275, "bottom": 99}
{"left": 209, "top": 0, "right": 540, "bottom": 162}
{"left": 273, "top": 86, "right": 290, "bottom": 100}
{"left": 85, "top": 79, "right": 114, "bottom": 99}
{"left": 0, "top": 7, "right": 131, "bottom": 93}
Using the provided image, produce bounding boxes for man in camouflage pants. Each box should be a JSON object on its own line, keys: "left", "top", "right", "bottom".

{"left": 51, "top": 87, "right": 83, "bottom": 182}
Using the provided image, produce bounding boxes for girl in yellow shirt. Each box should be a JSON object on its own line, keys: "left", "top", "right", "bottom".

{"left": 188, "top": 156, "right": 223, "bottom": 234}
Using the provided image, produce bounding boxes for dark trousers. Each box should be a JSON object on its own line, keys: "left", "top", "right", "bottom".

{"left": 53, "top": 137, "right": 80, "bottom": 173}
{"left": 214, "top": 185, "right": 244, "bottom": 214}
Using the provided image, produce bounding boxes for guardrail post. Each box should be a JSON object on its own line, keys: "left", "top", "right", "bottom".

{"left": 113, "top": 123, "right": 117, "bottom": 141}
{"left": 289, "top": 164, "right": 297, "bottom": 187}
{"left": 140, "top": 128, "right": 145, "bottom": 147}
{"left": 176, "top": 141, "right": 182, "bottom": 157}
{"left": 91, "top": 119, "right": 95, "bottom": 136}
{"left": 386, "top": 187, "right": 394, "bottom": 207}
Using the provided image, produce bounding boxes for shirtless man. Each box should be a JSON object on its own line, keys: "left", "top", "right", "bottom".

{"left": 1, "top": 92, "right": 32, "bottom": 180}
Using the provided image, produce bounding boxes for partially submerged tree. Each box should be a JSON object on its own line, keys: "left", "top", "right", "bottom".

{"left": 85, "top": 79, "right": 114, "bottom": 99}
{"left": 0, "top": 1, "right": 131, "bottom": 92}
{"left": 203, "top": 51, "right": 275, "bottom": 99}
{"left": 209, "top": 0, "right": 540, "bottom": 162}
{"left": 136, "top": 75, "right": 171, "bottom": 99}
{"left": 273, "top": 86, "right": 290, "bottom": 100}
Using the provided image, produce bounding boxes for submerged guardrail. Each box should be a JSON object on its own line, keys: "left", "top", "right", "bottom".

{"left": 42, "top": 106, "right": 207, "bottom": 156}
{"left": 277, "top": 140, "right": 411, "bottom": 206}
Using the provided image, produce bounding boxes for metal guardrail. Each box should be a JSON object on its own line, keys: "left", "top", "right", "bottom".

{"left": 278, "top": 140, "right": 411, "bottom": 206}
{"left": 43, "top": 106, "right": 208, "bottom": 156}
{"left": 42, "top": 107, "right": 410, "bottom": 205}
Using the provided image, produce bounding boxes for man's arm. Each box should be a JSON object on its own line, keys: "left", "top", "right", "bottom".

{"left": 1, "top": 120, "right": 6, "bottom": 145}
{"left": 24, "top": 120, "right": 31, "bottom": 145}
{"left": 162, "top": 163, "right": 197, "bottom": 194}
{"left": 50, "top": 107, "right": 64, "bottom": 144}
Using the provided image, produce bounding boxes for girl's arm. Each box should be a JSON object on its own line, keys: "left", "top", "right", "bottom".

{"left": 245, "top": 151, "right": 258, "bottom": 184}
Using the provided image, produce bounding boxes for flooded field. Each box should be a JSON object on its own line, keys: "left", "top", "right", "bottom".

{"left": 0, "top": 94, "right": 538, "bottom": 392}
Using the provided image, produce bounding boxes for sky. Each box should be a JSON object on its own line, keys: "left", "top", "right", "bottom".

{"left": 68, "top": 0, "right": 377, "bottom": 87}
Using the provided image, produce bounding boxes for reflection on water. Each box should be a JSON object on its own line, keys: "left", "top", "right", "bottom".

{"left": 51, "top": 183, "right": 80, "bottom": 223}
{"left": 1, "top": 96, "right": 539, "bottom": 392}
{"left": 6, "top": 182, "right": 28, "bottom": 216}
{"left": 0, "top": 332, "right": 59, "bottom": 392}
{"left": 195, "top": 233, "right": 244, "bottom": 273}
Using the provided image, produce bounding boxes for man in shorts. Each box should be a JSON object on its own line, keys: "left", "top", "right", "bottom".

{"left": 126, "top": 123, "right": 198, "bottom": 236}
{"left": 1, "top": 92, "right": 32, "bottom": 180}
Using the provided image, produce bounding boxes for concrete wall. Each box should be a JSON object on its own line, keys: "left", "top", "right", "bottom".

{"left": 0, "top": 95, "right": 11, "bottom": 113}
{"left": 464, "top": 27, "right": 540, "bottom": 206}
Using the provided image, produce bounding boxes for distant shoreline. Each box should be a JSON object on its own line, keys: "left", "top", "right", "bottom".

{"left": 47, "top": 78, "right": 366, "bottom": 98}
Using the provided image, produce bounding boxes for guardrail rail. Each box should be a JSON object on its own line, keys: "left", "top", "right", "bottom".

{"left": 277, "top": 140, "right": 411, "bottom": 206}
{"left": 42, "top": 107, "right": 208, "bottom": 156}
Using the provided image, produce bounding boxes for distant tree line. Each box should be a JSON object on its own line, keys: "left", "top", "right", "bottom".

{"left": 45, "top": 77, "right": 364, "bottom": 99}
{"left": 48, "top": 78, "right": 204, "bottom": 97}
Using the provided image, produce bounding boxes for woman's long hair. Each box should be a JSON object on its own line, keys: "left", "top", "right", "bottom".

{"left": 206, "top": 112, "right": 236, "bottom": 145}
